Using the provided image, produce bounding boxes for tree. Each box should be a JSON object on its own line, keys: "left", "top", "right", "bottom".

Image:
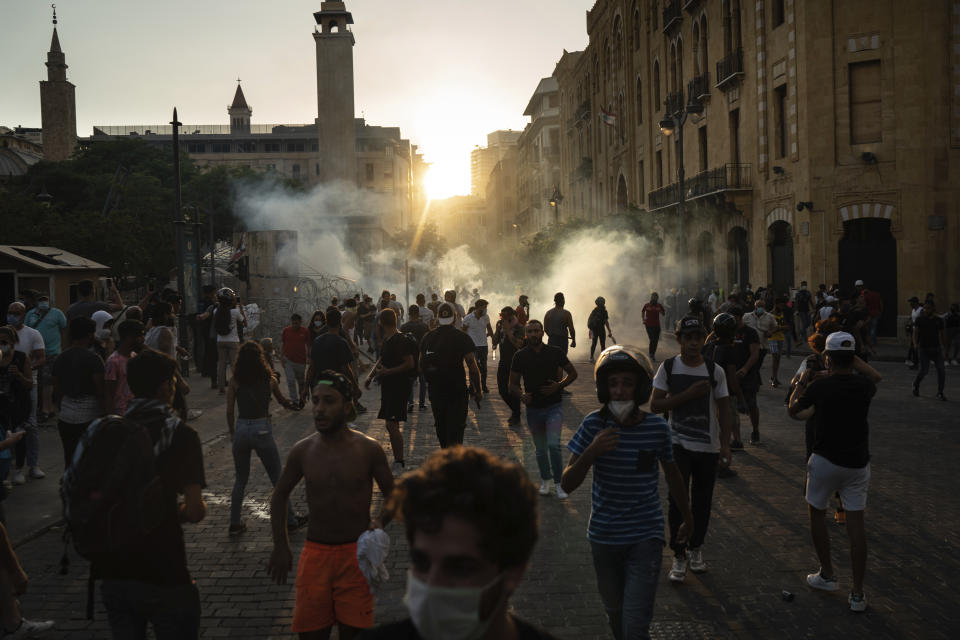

{"left": 393, "top": 221, "right": 447, "bottom": 260}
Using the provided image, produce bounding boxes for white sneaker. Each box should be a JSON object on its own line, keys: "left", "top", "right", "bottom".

{"left": 5, "top": 617, "right": 55, "bottom": 637}
{"left": 538, "top": 480, "right": 551, "bottom": 496}
{"left": 848, "top": 591, "right": 867, "bottom": 612}
{"left": 668, "top": 556, "right": 687, "bottom": 583}
{"left": 688, "top": 547, "right": 707, "bottom": 573}
{"left": 555, "top": 485, "right": 569, "bottom": 500}
{"left": 806, "top": 569, "right": 839, "bottom": 592}
{"left": 28, "top": 467, "right": 45, "bottom": 480}
{"left": 11, "top": 469, "right": 25, "bottom": 486}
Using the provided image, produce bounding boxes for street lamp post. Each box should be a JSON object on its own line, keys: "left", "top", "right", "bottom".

{"left": 549, "top": 187, "right": 564, "bottom": 225}
{"left": 171, "top": 108, "right": 188, "bottom": 372}
{"left": 659, "top": 93, "right": 702, "bottom": 290}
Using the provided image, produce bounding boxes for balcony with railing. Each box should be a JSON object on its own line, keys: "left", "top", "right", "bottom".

{"left": 662, "top": 0, "right": 682, "bottom": 32}
{"left": 688, "top": 72, "right": 711, "bottom": 103}
{"left": 646, "top": 163, "right": 752, "bottom": 211}
{"left": 663, "top": 89, "right": 685, "bottom": 116}
{"left": 715, "top": 48, "right": 744, "bottom": 89}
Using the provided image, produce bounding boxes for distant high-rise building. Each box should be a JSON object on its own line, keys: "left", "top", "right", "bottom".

{"left": 314, "top": 1, "right": 356, "bottom": 184}
{"left": 470, "top": 129, "right": 520, "bottom": 199}
{"left": 39, "top": 8, "right": 76, "bottom": 162}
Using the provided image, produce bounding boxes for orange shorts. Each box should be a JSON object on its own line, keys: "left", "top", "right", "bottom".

{"left": 292, "top": 540, "right": 373, "bottom": 633}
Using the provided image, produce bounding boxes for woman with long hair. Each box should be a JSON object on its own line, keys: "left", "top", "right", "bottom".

{"left": 226, "top": 340, "right": 305, "bottom": 536}
{"left": 307, "top": 309, "right": 326, "bottom": 344}
{"left": 214, "top": 288, "right": 246, "bottom": 394}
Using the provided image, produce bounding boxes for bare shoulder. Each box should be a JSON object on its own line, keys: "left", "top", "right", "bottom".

{"left": 290, "top": 433, "right": 320, "bottom": 457}
{"left": 350, "top": 428, "right": 386, "bottom": 455}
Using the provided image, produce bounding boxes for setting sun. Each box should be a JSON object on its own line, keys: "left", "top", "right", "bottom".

{"left": 424, "top": 162, "right": 468, "bottom": 201}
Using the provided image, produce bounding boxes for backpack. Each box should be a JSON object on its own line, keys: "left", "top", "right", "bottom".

{"left": 588, "top": 307, "right": 605, "bottom": 332}
{"left": 61, "top": 415, "right": 177, "bottom": 560}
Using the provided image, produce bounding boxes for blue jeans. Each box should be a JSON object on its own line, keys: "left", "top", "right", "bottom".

{"left": 590, "top": 539, "right": 663, "bottom": 640}
{"left": 231, "top": 418, "right": 296, "bottom": 527}
{"left": 101, "top": 579, "right": 201, "bottom": 640}
{"left": 525, "top": 404, "right": 563, "bottom": 481}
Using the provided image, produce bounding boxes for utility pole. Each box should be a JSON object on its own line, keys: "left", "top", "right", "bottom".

{"left": 171, "top": 108, "right": 187, "bottom": 372}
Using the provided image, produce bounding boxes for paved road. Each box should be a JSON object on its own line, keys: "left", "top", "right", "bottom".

{"left": 7, "top": 334, "right": 959, "bottom": 638}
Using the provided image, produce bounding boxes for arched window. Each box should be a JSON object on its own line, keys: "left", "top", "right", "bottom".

{"left": 633, "top": 6, "right": 641, "bottom": 49}
{"left": 653, "top": 60, "right": 661, "bottom": 109}
{"left": 604, "top": 40, "right": 611, "bottom": 78}
{"left": 652, "top": 0, "right": 658, "bottom": 31}
{"left": 700, "top": 16, "right": 708, "bottom": 77}
{"left": 677, "top": 38, "right": 683, "bottom": 91}
{"left": 636, "top": 75, "right": 643, "bottom": 124}
{"left": 693, "top": 22, "right": 701, "bottom": 74}
{"left": 669, "top": 43, "right": 677, "bottom": 93}
{"left": 617, "top": 92, "right": 625, "bottom": 142}
{"left": 329, "top": 20, "right": 340, "bottom": 33}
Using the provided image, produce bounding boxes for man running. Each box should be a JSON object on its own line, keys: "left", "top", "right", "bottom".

{"left": 641, "top": 293, "right": 665, "bottom": 361}
{"left": 461, "top": 299, "right": 494, "bottom": 393}
{"left": 509, "top": 320, "right": 578, "bottom": 499}
{"left": 543, "top": 293, "right": 576, "bottom": 355}
{"left": 269, "top": 370, "right": 393, "bottom": 639}
{"left": 788, "top": 332, "right": 876, "bottom": 612}
{"left": 650, "top": 316, "right": 732, "bottom": 584}
{"left": 493, "top": 306, "right": 525, "bottom": 426}
{"left": 587, "top": 297, "right": 615, "bottom": 362}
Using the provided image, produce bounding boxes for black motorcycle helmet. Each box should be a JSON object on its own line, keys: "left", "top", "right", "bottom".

{"left": 688, "top": 297, "right": 703, "bottom": 312}
{"left": 594, "top": 345, "right": 654, "bottom": 404}
{"left": 712, "top": 312, "right": 737, "bottom": 341}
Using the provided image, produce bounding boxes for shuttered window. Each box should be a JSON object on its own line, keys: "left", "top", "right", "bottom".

{"left": 850, "top": 61, "right": 881, "bottom": 144}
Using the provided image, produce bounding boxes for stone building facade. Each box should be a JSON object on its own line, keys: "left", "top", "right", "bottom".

{"left": 39, "top": 22, "right": 77, "bottom": 162}
{"left": 516, "top": 77, "right": 563, "bottom": 236}
{"left": 554, "top": 0, "right": 960, "bottom": 334}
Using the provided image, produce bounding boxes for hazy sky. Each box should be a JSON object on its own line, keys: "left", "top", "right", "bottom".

{"left": 1, "top": 0, "right": 590, "bottom": 197}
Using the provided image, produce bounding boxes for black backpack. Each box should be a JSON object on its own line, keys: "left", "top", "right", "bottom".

{"left": 61, "top": 415, "right": 176, "bottom": 560}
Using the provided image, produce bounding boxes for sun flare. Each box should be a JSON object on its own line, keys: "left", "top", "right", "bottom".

{"left": 424, "top": 162, "right": 468, "bottom": 201}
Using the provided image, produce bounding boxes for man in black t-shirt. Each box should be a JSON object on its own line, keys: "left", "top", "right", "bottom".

{"left": 365, "top": 309, "right": 417, "bottom": 473}
{"left": 401, "top": 306, "right": 430, "bottom": 411}
{"left": 795, "top": 281, "right": 813, "bottom": 337}
{"left": 493, "top": 307, "right": 525, "bottom": 425}
{"left": 419, "top": 303, "right": 481, "bottom": 448}
{"left": 305, "top": 309, "right": 357, "bottom": 402}
{"left": 95, "top": 350, "right": 206, "bottom": 638}
{"left": 912, "top": 300, "right": 947, "bottom": 400}
{"left": 52, "top": 317, "right": 105, "bottom": 466}
{"left": 509, "top": 320, "right": 578, "bottom": 499}
{"left": 357, "top": 447, "right": 559, "bottom": 640}
{"left": 729, "top": 307, "right": 762, "bottom": 445}
{"left": 788, "top": 332, "right": 875, "bottom": 613}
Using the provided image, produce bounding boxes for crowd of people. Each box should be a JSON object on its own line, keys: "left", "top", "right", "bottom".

{"left": 0, "top": 274, "right": 955, "bottom": 639}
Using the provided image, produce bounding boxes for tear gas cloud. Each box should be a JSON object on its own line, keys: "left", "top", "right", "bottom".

{"left": 233, "top": 179, "right": 687, "bottom": 349}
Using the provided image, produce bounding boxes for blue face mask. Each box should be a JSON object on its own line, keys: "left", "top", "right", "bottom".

{"left": 6, "top": 314, "right": 21, "bottom": 326}
{"left": 38, "top": 302, "right": 50, "bottom": 311}
{"left": 755, "top": 307, "right": 765, "bottom": 315}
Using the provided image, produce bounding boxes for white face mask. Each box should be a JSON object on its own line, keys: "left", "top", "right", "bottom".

{"left": 404, "top": 571, "right": 502, "bottom": 640}
{"left": 607, "top": 400, "right": 635, "bottom": 423}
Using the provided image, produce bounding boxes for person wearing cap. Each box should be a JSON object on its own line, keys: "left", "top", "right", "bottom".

{"left": 562, "top": 345, "right": 692, "bottom": 639}
{"left": 24, "top": 293, "right": 67, "bottom": 423}
{"left": 419, "top": 303, "right": 482, "bottom": 448}
{"left": 788, "top": 331, "right": 877, "bottom": 613}
{"left": 543, "top": 293, "right": 576, "bottom": 355}
{"left": 650, "top": 315, "right": 732, "bottom": 584}
{"left": 912, "top": 299, "right": 947, "bottom": 401}
{"left": 269, "top": 369, "right": 394, "bottom": 638}
{"left": 905, "top": 296, "right": 923, "bottom": 369}
{"left": 461, "top": 300, "right": 494, "bottom": 394}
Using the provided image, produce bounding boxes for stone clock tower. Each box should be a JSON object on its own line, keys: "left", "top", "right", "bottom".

{"left": 313, "top": 2, "right": 356, "bottom": 185}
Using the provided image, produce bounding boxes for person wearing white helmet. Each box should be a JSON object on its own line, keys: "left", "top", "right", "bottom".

{"left": 562, "top": 345, "right": 692, "bottom": 639}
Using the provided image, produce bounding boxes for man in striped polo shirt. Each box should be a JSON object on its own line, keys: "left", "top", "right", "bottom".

{"left": 562, "top": 346, "right": 693, "bottom": 640}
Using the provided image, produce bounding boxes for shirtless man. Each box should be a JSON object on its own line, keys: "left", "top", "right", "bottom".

{"left": 269, "top": 370, "right": 394, "bottom": 640}
{"left": 543, "top": 292, "right": 576, "bottom": 355}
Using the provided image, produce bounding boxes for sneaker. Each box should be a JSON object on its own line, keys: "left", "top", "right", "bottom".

{"left": 717, "top": 466, "right": 737, "bottom": 478}
{"left": 555, "top": 485, "right": 569, "bottom": 500}
{"left": 507, "top": 413, "right": 521, "bottom": 427}
{"left": 4, "top": 617, "right": 55, "bottom": 638}
{"left": 937, "top": 392, "right": 947, "bottom": 402}
{"left": 668, "top": 556, "right": 688, "bottom": 583}
{"left": 419, "top": 403, "right": 427, "bottom": 410}
{"left": 538, "top": 480, "right": 551, "bottom": 496}
{"left": 392, "top": 461, "right": 406, "bottom": 476}
{"left": 228, "top": 522, "right": 247, "bottom": 537}
{"left": 28, "top": 467, "right": 45, "bottom": 480}
{"left": 750, "top": 432, "right": 761, "bottom": 445}
{"left": 913, "top": 385, "right": 920, "bottom": 397}
{"left": 688, "top": 548, "right": 707, "bottom": 573}
{"left": 287, "top": 514, "right": 309, "bottom": 532}
{"left": 11, "top": 469, "right": 25, "bottom": 486}
{"left": 848, "top": 591, "right": 867, "bottom": 612}
{"left": 407, "top": 403, "right": 415, "bottom": 413}
{"left": 806, "top": 569, "right": 839, "bottom": 592}
{"left": 730, "top": 440, "right": 744, "bottom": 450}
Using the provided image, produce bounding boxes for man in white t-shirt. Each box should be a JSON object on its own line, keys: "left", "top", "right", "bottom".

{"left": 818, "top": 296, "right": 837, "bottom": 323}
{"left": 461, "top": 300, "right": 494, "bottom": 393}
{"left": 650, "top": 315, "right": 732, "bottom": 585}
{"left": 415, "top": 293, "right": 434, "bottom": 329}
{"left": 7, "top": 302, "right": 47, "bottom": 483}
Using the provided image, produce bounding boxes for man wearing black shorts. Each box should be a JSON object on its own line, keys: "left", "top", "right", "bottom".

{"left": 730, "top": 307, "right": 762, "bottom": 446}
{"left": 365, "top": 309, "right": 416, "bottom": 474}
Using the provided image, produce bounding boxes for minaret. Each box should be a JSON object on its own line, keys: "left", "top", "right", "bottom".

{"left": 228, "top": 80, "right": 252, "bottom": 135}
{"left": 39, "top": 6, "right": 77, "bottom": 162}
{"left": 313, "top": 2, "right": 356, "bottom": 184}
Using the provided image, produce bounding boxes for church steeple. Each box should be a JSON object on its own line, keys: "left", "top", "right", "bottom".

{"left": 228, "top": 80, "right": 252, "bottom": 135}
{"left": 40, "top": 5, "right": 77, "bottom": 161}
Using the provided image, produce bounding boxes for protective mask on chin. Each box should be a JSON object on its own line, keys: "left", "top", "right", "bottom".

{"left": 755, "top": 307, "right": 765, "bottom": 315}
{"left": 6, "top": 315, "right": 20, "bottom": 326}
{"left": 607, "top": 400, "right": 635, "bottom": 423}
{"left": 404, "top": 571, "right": 502, "bottom": 640}
{"left": 37, "top": 302, "right": 50, "bottom": 311}
{"left": 95, "top": 329, "right": 112, "bottom": 342}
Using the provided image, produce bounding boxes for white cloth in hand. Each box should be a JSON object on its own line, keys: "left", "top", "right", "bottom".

{"left": 357, "top": 528, "right": 390, "bottom": 594}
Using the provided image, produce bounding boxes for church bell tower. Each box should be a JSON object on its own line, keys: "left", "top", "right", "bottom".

{"left": 313, "top": 2, "right": 356, "bottom": 185}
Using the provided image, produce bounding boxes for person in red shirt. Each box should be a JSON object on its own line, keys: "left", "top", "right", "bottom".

{"left": 641, "top": 293, "right": 666, "bottom": 361}
{"left": 281, "top": 314, "right": 311, "bottom": 405}
{"left": 515, "top": 294, "right": 530, "bottom": 325}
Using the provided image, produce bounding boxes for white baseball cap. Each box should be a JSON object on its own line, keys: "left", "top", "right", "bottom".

{"left": 854, "top": 279, "right": 864, "bottom": 286}
{"left": 824, "top": 331, "right": 856, "bottom": 352}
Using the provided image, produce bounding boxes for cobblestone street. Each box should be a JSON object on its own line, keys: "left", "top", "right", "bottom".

{"left": 7, "top": 338, "right": 959, "bottom": 638}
